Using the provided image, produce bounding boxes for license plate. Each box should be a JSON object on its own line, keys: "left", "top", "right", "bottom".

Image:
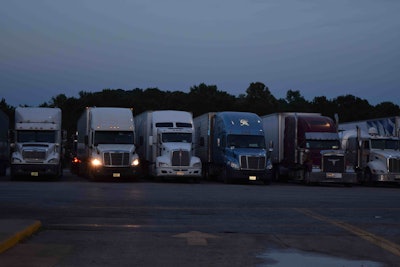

{"left": 326, "top": 173, "right": 342, "bottom": 178}
{"left": 113, "top": 173, "right": 121, "bottom": 178}
{"left": 31, "top": 172, "right": 39, "bottom": 177}
{"left": 176, "top": 171, "right": 184, "bottom": 176}
{"left": 249, "top": 176, "right": 257, "bottom": 181}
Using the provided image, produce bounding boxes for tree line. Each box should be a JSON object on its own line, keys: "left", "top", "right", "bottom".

{"left": 1, "top": 82, "right": 399, "bottom": 139}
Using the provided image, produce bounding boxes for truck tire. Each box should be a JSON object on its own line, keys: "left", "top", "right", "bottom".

{"left": 0, "top": 164, "right": 6, "bottom": 177}
{"left": 364, "top": 168, "right": 373, "bottom": 186}
{"left": 221, "top": 167, "right": 231, "bottom": 184}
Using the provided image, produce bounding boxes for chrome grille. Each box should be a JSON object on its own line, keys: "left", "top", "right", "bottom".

{"left": 389, "top": 158, "right": 400, "bottom": 172}
{"left": 172, "top": 150, "right": 190, "bottom": 166}
{"left": 103, "top": 152, "right": 130, "bottom": 166}
{"left": 323, "top": 155, "right": 345, "bottom": 173}
{"left": 240, "top": 156, "right": 266, "bottom": 170}
{"left": 22, "top": 150, "right": 46, "bottom": 160}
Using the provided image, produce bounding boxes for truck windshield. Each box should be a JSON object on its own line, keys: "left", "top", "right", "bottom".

{"left": 17, "top": 130, "right": 56, "bottom": 143}
{"left": 370, "top": 139, "right": 399, "bottom": 150}
{"left": 305, "top": 140, "right": 339, "bottom": 150}
{"left": 162, "top": 133, "right": 192, "bottom": 143}
{"left": 94, "top": 131, "right": 134, "bottom": 144}
{"left": 227, "top": 135, "right": 266, "bottom": 149}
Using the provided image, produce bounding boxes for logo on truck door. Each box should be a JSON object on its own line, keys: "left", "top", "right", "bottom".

{"left": 240, "top": 119, "right": 250, "bottom": 127}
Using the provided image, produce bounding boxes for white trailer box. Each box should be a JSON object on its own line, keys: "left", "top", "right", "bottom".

{"left": 76, "top": 107, "right": 140, "bottom": 181}
{"left": 11, "top": 107, "right": 63, "bottom": 179}
{"left": 135, "top": 110, "right": 201, "bottom": 180}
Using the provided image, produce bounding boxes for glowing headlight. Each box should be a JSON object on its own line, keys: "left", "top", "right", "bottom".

{"left": 131, "top": 158, "right": 140, "bottom": 166}
{"left": 91, "top": 158, "right": 102, "bottom": 166}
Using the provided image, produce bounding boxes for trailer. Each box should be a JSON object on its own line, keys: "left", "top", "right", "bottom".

{"left": 75, "top": 107, "right": 140, "bottom": 181}
{"left": 194, "top": 112, "right": 272, "bottom": 184}
{"left": 135, "top": 110, "right": 201, "bottom": 180}
{"left": 339, "top": 116, "right": 400, "bottom": 184}
{"left": 10, "top": 107, "right": 63, "bottom": 179}
{"left": 261, "top": 112, "right": 357, "bottom": 185}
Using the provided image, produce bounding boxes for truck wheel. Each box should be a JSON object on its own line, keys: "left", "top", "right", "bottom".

{"left": 272, "top": 166, "right": 280, "bottom": 182}
{"left": 0, "top": 164, "right": 6, "bottom": 177}
{"left": 221, "top": 167, "right": 231, "bottom": 184}
{"left": 303, "top": 171, "right": 312, "bottom": 185}
{"left": 364, "top": 169, "right": 373, "bottom": 186}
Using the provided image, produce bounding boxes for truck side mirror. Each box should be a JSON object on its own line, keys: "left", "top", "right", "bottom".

{"left": 149, "top": 136, "right": 153, "bottom": 146}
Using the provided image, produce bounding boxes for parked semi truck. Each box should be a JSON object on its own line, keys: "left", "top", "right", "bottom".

{"left": 135, "top": 110, "right": 201, "bottom": 180}
{"left": 339, "top": 116, "right": 400, "bottom": 184}
{"left": 194, "top": 111, "right": 272, "bottom": 184}
{"left": 76, "top": 107, "right": 140, "bottom": 181}
{"left": 261, "top": 112, "right": 357, "bottom": 184}
{"left": 10, "top": 107, "right": 63, "bottom": 179}
{"left": 0, "top": 110, "right": 9, "bottom": 176}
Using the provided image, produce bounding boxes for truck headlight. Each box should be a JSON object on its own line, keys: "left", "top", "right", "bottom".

{"left": 159, "top": 162, "right": 169, "bottom": 167}
{"left": 12, "top": 158, "right": 22, "bottom": 164}
{"left": 229, "top": 161, "right": 240, "bottom": 170}
{"left": 193, "top": 162, "right": 201, "bottom": 168}
{"left": 48, "top": 158, "right": 59, "bottom": 164}
{"left": 131, "top": 158, "right": 140, "bottom": 166}
{"left": 91, "top": 158, "right": 102, "bottom": 166}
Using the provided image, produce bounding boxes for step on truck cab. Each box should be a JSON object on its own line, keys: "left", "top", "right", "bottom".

{"left": 339, "top": 116, "right": 400, "bottom": 184}
{"left": 194, "top": 111, "right": 272, "bottom": 184}
{"left": 10, "top": 107, "right": 63, "bottom": 179}
{"left": 76, "top": 107, "right": 140, "bottom": 181}
{"left": 0, "top": 110, "right": 9, "bottom": 176}
{"left": 135, "top": 110, "right": 202, "bottom": 180}
{"left": 262, "top": 112, "right": 357, "bottom": 185}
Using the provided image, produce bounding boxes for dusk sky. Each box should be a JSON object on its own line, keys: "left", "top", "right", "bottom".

{"left": 1, "top": 0, "right": 399, "bottom": 107}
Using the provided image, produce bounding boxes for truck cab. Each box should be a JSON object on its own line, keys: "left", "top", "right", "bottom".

{"left": 340, "top": 127, "right": 400, "bottom": 183}
{"left": 196, "top": 112, "right": 272, "bottom": 184}
{"left": 10, "top": 107, "right": 63, "bottom": 179}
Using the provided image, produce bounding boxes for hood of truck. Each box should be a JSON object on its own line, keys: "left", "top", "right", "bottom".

{"left": 227, "top": 147, "right": 267, "bottom": 157}
{"left": 371, "top": 149, "right": 400, "bottom": 159}
{"left": 161, "top": 142, "right": 191, "bottom": 153}
{"left": 95, "top": 144, "right": 136, "bottom": 153}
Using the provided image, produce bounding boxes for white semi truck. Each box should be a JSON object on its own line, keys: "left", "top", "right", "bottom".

{"left": 10, "top": 107, "right": 63, "bottom": 179}
{"left": 75, "top": 107, "right": 140, "bottom": 181}
{"left": 134, "top": 110, "right": 202, "bottom": 180}
{"left": 339, "top": 116, "right": 400, "bottom": 184}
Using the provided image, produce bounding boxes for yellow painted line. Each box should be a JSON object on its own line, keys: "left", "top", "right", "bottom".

{"left": 0, "top": 220, "right": 42, "bottom": 254}
{"left": 295, "top": 208, "right": 400, "bottom": 257}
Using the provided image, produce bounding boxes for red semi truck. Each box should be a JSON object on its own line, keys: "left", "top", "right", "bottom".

{"left": 261, "top": 112, "right": 357, "bottom": 185}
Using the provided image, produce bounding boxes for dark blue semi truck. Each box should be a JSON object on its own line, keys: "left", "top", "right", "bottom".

{"left": 194, "top": 111, "right": 272, "bottom": 184}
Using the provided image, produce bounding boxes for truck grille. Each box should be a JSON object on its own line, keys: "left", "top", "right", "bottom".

{"left": 388, "top": 158, "right": 400, "bottom": 172}
{"left": 22, "top": 150, "right": 46, "bottom": 160}
{"left": 103, "top": 152, "right": 130, "bottom": 166}
{"left": 240, "top": 156, "right": 266, "bottom": 170}
{"left": 322, "top": 155, "right": 345, "bottom": 173}
{"left": 171, "top": 150, "right": 190, "bottom": 166}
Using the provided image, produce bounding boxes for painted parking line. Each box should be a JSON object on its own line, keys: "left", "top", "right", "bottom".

{"left": 295, "top": 208, "right": 400, "bottom": 257}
